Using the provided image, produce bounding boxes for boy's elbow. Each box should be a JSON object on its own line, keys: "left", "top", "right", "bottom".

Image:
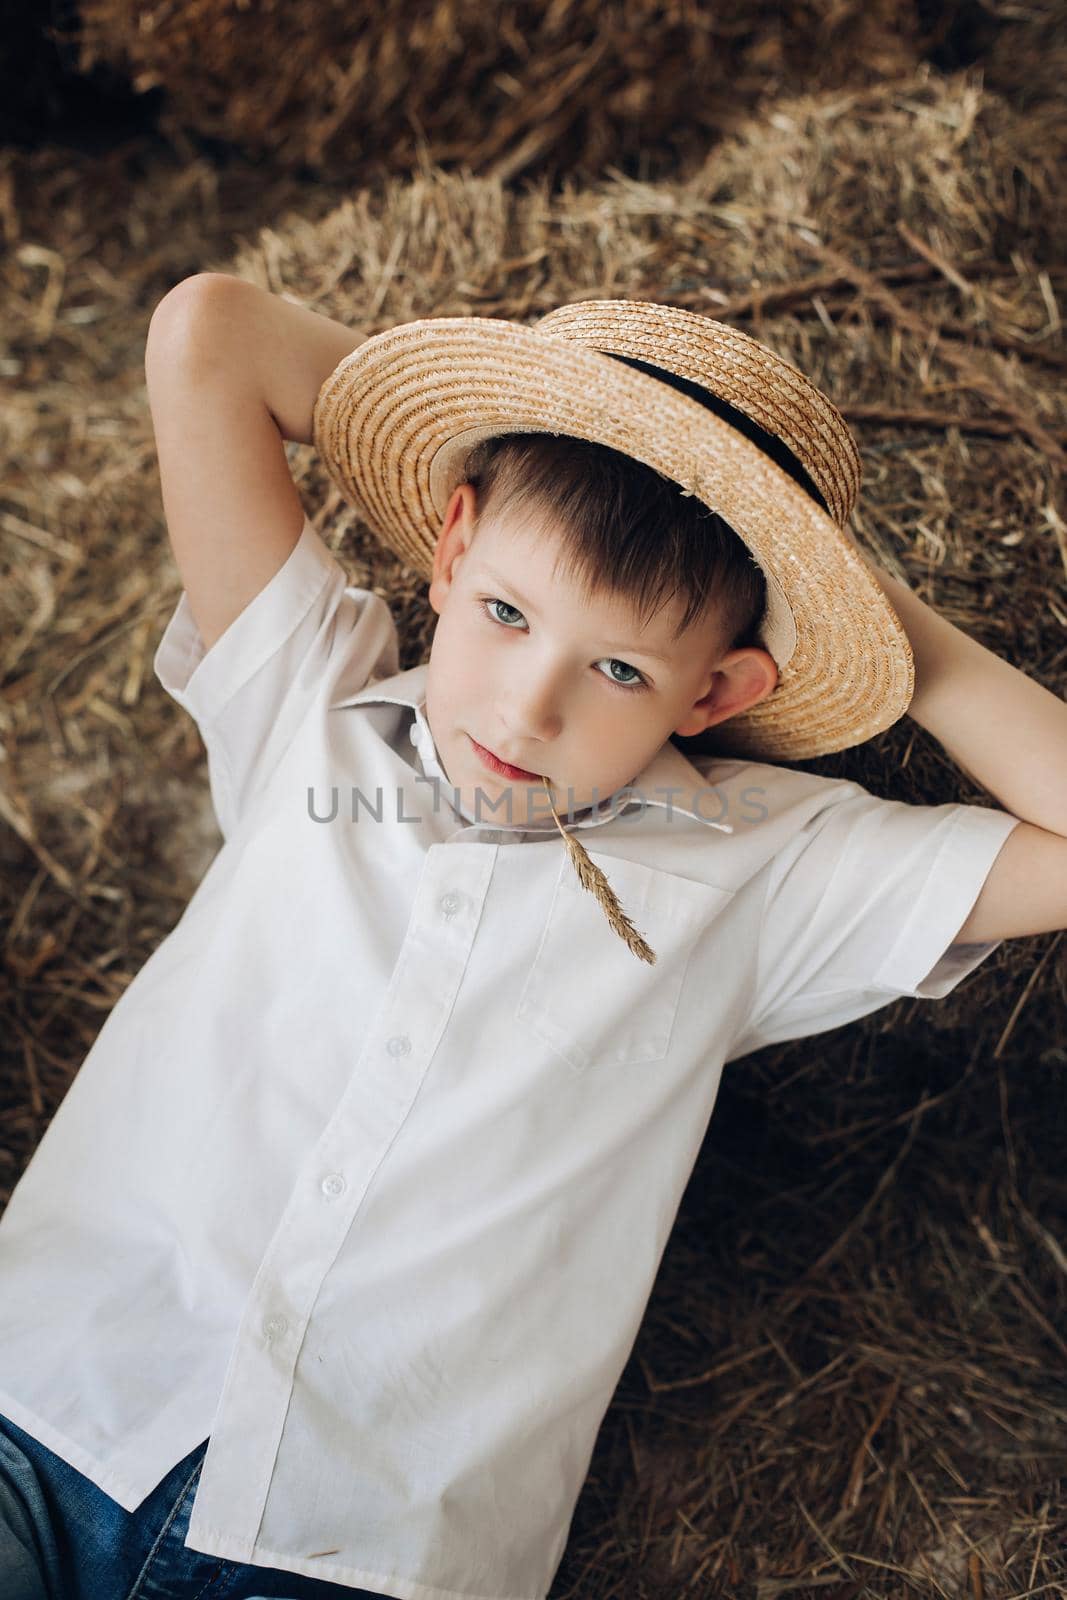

{"left": 146, "top": 276, "right": 206, "bottom": 376}
{"left": 145, "top": 274, "right": 244, "bottom": 375}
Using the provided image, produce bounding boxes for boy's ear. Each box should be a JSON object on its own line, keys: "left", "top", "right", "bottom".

{"left": 429, "top": 483, "right": 478, "bottom": 613}
{"left": 673, "top": 647, "right": 780, "bottom": 738}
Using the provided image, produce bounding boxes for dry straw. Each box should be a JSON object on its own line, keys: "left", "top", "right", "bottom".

{"left": 71, "top": 0, "right": 929, "bottom": 184}
{"left": 543, "top": 781, "right": 658, "bottom": 965}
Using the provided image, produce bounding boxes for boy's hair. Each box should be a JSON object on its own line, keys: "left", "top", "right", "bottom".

{"left": 462, "top": 433, "right": 767, "bottom": 655}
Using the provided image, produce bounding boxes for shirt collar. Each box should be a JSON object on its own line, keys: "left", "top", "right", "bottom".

{"left": 336, "top": 664, "right": 734, "bottom": 836}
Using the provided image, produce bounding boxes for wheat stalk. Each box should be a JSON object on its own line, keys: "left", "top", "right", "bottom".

{"left": 540, "top": 777, "right": 657, "bottom": 965}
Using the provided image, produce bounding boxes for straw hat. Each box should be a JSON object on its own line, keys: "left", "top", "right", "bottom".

{"left": 313, "top": 299, "right": 914, "bottom": 761}
{"left": 312, "top": 299, "right": 915, "bottom": 962}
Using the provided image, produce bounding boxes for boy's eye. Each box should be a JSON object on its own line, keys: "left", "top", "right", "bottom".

{"left": 480, "top": 598, "right": 648, "bottom": 692}
{"left": 484, "top": 598, "right": 524, "bottom": 628}
{"left": 600, "top": 659, "right": 644, "bottom": 690}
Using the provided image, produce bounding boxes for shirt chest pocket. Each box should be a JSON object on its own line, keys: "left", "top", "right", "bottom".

{"left": 516, "top": 849, "right": 735, "bottom": 1071}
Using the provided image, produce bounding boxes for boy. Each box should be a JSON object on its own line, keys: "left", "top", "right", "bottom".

{"left": 1, "top": 275, "right": 1064, "bottom": 1600}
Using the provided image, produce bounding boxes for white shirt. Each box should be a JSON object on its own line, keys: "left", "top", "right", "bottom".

{"left": 0, "top": 516, "right": 1020, "bottom": 1600}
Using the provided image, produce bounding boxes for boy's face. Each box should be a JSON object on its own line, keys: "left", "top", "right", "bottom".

{"left": 424, "top": 484, "right": 778, "bottom": 827}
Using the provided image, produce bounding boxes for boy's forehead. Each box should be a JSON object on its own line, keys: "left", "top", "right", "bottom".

{"left": 470, "top": 509, "right": 714, "bottom": 662}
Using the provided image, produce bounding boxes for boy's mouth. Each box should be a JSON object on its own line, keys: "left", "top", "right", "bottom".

{"left": 468, "top": 735, "right": 542, "bottom": 784}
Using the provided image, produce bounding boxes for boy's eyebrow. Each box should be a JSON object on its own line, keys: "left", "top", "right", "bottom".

{"left": 475, "top": 564, "right": 675, "bottom": 665}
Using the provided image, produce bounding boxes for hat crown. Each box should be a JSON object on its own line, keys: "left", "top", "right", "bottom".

{"left": 535, "top": 300, "right": 861, "bottom": 528}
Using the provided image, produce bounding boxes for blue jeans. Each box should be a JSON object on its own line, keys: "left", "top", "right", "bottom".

{"left": 0, "top": 1413, "right": 388, "bottom": 1600}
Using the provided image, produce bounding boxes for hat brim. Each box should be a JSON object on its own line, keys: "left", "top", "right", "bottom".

{"left": 313, "top": 317, "right": 913, "bottom": 760}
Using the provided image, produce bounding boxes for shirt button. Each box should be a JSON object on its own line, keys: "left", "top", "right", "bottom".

{"left": 263, "top": 1314, "right": 288, "bottom": 1341}
{"left": 439, "top": 890, "right": 463, "bottom": 917}
{"left": 321, "top": 1172, "right": 346, "bottom": 1198}
{"left": 386, "top": 1034, "right": 411, "bottom": 1056}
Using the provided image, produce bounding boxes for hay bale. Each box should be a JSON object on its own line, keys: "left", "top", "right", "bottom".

{"left": 72, "top": 0, "right": 930, "bottom": 182}
{"left": 2, "top": 63, "right": 1065, "bottom": 1595}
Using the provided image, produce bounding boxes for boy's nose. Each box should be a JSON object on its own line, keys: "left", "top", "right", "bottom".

{"left": 500, "top": 674, "right": 564, "bottom": 745}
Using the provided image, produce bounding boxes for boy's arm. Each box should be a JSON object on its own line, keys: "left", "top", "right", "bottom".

{"left": 145, "top": 273, "right": 365, "bottom": 652}
{"left": 860, "top": 553, "right": 1067, "bottom": 943}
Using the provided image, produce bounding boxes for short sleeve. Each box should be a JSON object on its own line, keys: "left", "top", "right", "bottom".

{"left": 726, "top": 784, "right": 1022, "bottom": 1059}
{"left": 153, "top": 515, "right": 399, "bottom": 840}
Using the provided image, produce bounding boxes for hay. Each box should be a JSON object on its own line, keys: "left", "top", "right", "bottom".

{"left": 71, "top": 0, "right": 930, "bottom": 184}
{"left": 2, "top": 55, "right": 1066, "bottom": 1598}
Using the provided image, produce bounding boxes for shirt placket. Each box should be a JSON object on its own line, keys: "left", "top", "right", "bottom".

{"left": 185, "top": 841, "right": 498, "bottom": 1560}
